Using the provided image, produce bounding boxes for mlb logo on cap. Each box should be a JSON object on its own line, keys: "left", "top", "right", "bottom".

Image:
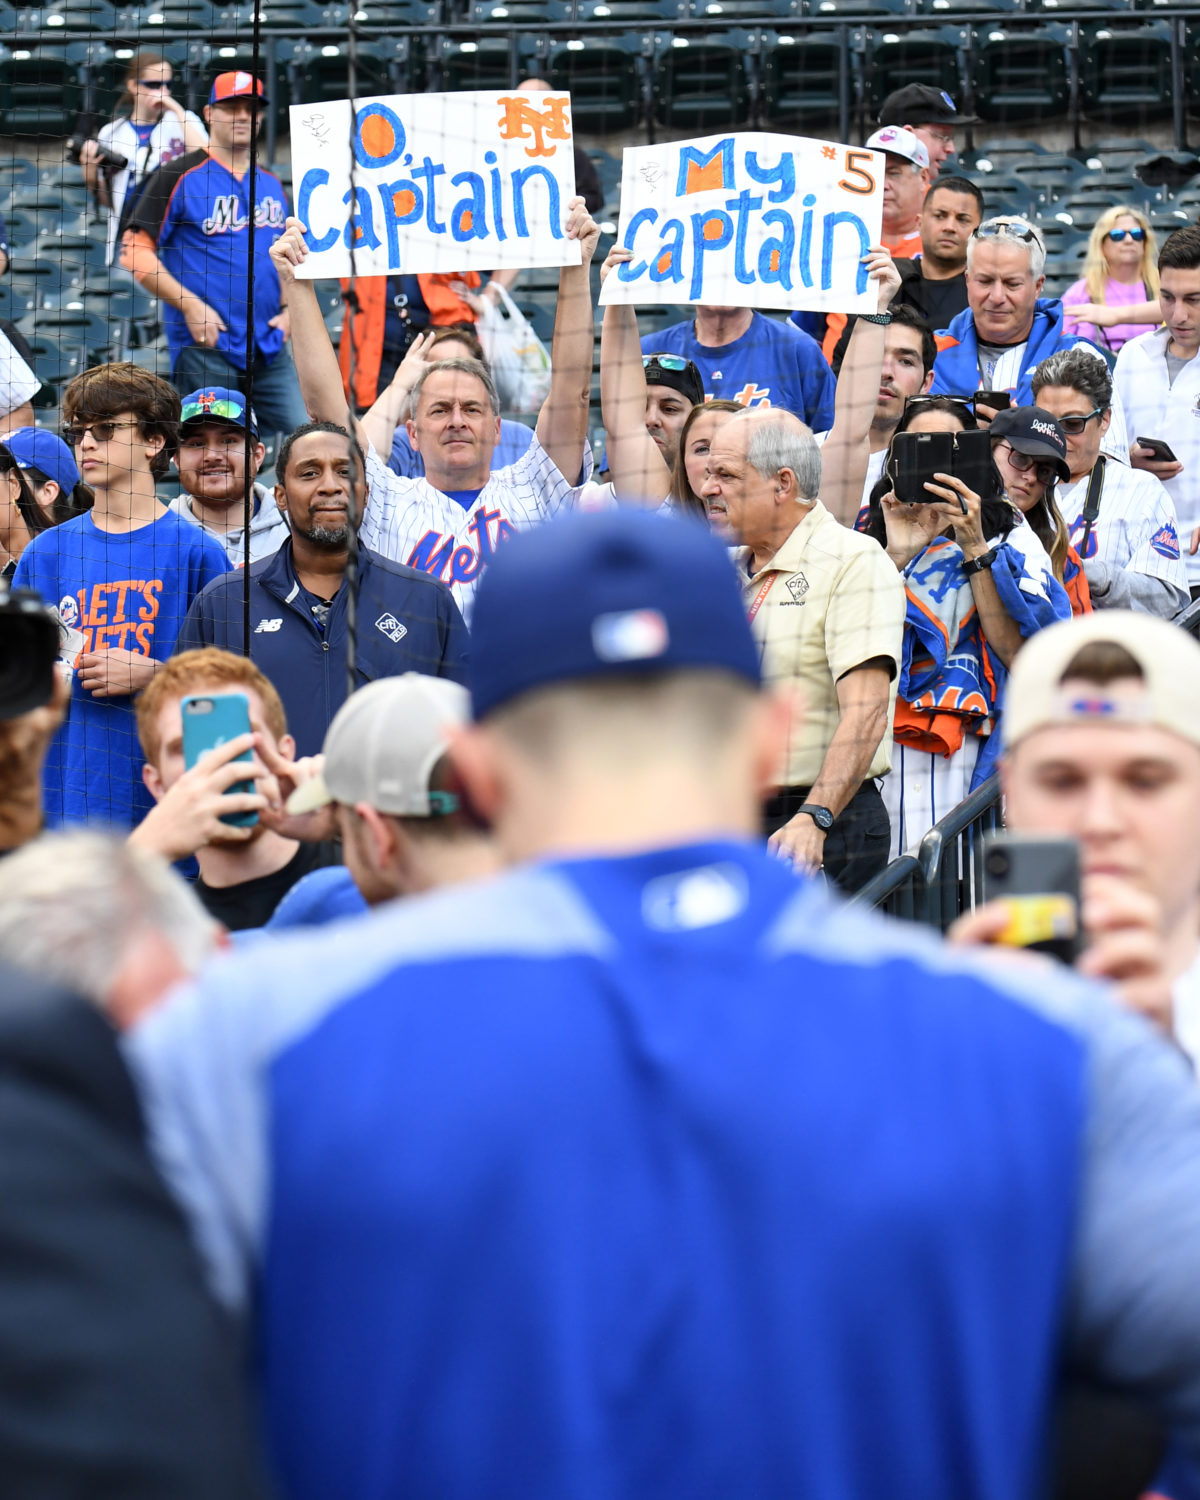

{"left": 209, "top": 70, "right": 267, "bottom": 105}
{"left": 592, "top": 609, "right": 669, "bottom": 664}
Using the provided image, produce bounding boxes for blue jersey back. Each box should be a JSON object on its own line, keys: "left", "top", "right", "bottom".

{"left": 643, "top": 312, "right": 835, "bottom": 429}
{"left": 130, "top": 841, "right": 1200, "bottom": 1500}
{"left": 13, "top": 510, "right": 229, "bottom": 829}
{"left": 129, "top": 150, "right": 289, "bottom": 370}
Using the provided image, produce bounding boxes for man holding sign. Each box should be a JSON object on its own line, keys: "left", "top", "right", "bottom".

{"left": 273, "top": 196, "right": 601, "bottom": 621}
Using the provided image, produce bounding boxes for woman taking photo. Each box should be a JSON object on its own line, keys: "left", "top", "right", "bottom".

{"left": 1061, "top": 206, "right": 1160, "bottom": 353}
{"left": 862, "top": 396, "right": 1070, "bottom": 856}
{"left": 80, "top": 52, "right": 207, "bottom": 265}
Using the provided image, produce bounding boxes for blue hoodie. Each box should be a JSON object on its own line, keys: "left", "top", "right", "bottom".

{"left": 930, "top": 298, "right": 1113, "bottom": 404}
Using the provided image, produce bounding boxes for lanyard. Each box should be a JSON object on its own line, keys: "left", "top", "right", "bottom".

{"left": 747, "top": 570, "right": 778, "bottom": 621}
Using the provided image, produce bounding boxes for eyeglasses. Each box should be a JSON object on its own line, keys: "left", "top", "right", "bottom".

{"left": 1053, "top": 405, "right": 1105, "bottom": 436}
{"left": 180, "top": 398, "right": 247, "bottom": 425}
{"left": 926, "top": 129, "right": 955, "bottom": 146}
{"left": 643, "top": 354, "right": 692, "bottom": 374}
{"left": 1106, "top": 227, "right": 1146, "bottom": 243}
{"left": 138, "top": 78, "right": 169, "bottom": 89}
{"left": 904, "top": 395, "right": 974, "bottom": 418}
{"left": 62, "top": 420, "right": 140, "bottom": 447}
{"left": 973, "top": 219, "right": 1043, "bottom": 249}
{"left": 997, "top": 442, "right": 1056, "bottom": 485}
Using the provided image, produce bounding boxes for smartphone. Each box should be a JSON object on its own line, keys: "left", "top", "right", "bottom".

{"left": 1136, "top": 436, "right": 1179, "bottom": 463}
{"left": 951, "top": 428, "right": 997, "bottom": 501}
{"left": 891, "top": 430, "right": 954, "bottom": 504}
{"left": 973, "top": 390, "right": 1011, "bottom": 413}
{"left": 180, "top": 691, "right": 258, "bottom": 828}
{"left": 981, "top": 833, "right": 1081, "bottom": 964}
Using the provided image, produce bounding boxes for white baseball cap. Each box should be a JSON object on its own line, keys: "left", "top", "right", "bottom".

{"left": 287, "top": 673, "right": 470, "bottom": 817}
{"left": 1003, "top": 612, "right": 1200, "bottom": 750}
{"left": 865, "top": 125, "right": 931, "bottom": 172}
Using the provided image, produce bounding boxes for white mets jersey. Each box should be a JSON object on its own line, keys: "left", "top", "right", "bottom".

{"left": 361, "top": 439, "right": 592, "bottom": 621}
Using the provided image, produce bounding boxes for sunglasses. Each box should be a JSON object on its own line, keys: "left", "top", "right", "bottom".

{"left": 998, "top": 444, "right": 1057, "bottom": 485}
{"left": 974, "top": 219, "right": 1043, "bottom": 249}
{"left": 138, "top": 78, "right": 169, "bottom": 89}
{"left": 181, "top": 398, "right": 247, "bottom": 424}
{"left": 1106, "top": 227, "right": 1146, "bottom": 243}
{"left": 904, "top": 395, "right": 974, "bottom": 417}
{"left": 1054, "top": 404, "right": 1105, "bottom": 436}
{"left": 62, "top": 419, "right": 140, "bottom": 447}
{"left": 643, "top": 354, "right": 693, "bottom": 374}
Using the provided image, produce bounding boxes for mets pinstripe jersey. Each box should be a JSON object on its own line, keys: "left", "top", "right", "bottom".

{"left": 361, "top": 437, "right": 592, "bottom": 620}
{"left": 1058, "top": 460, "right": 1189, "bottom": 594}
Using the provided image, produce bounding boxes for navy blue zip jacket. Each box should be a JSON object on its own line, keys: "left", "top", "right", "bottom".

{"left": 176, "top": 538, "right": 469, "bottom": 756}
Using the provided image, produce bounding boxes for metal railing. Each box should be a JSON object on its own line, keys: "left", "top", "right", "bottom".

{"left": 854, "top": 773, "right": 1003, "bottom": 928}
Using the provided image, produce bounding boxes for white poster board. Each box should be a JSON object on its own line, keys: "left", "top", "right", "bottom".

{"left": 599, "top": 132, "right": 885, "bottom": 314}
{"left": 289, "top": 90, "right": 581, "bottom": 279}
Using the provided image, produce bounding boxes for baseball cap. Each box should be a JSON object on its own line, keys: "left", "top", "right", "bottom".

{"left": 468, "top": 508, "right": 762, "bottom": 721}
{"left": 865, "top": 126, "right": 931, "bottom": 173}
{"left": 643, "top": 353, "right": 704, "bottom": 408}
{"left": 1003, "top": 612, "right": 1200, "bottom": 750}
{"left": 988, "top": 405, "right": 1071, "bottom": 483}
{"left": 879, "top": 84, "right": 981, "bottom": 129}
{"left": 179, "top": 386, "right": 259, "bottom": 438}
{"left": 209, "top": 71, "right": 267, "bottom": 106}
{"left": 2, "top": 427, "right": 79, "bottom": 493}
{"left": 286, "top": 673, "right": 471, "bottom": 817}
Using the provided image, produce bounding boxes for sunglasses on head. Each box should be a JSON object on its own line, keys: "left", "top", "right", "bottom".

{"left": 904, "top": 395, "right": 975, "bottom": 417}
{"left": 181, "top": 398, "right": 246, "bottom": 425}
{"left": 974, "top": 219, "right": 1042, "bottom": 248}
{"left": 1106, "top": 227, "right": 1146, "bottom": 243}
{"left": 643, "top": 354, "right": 692, "bottom": 374}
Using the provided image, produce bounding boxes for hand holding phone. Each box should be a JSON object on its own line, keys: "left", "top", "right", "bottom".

{"left": 181, "top": 691, "right": 259, "bottom": 828}
{"left": 1135, "top": 436, "right": 1179, "bottom": 464}
{"left": 982, "top": 833, "right": 1082, "bottom": 964}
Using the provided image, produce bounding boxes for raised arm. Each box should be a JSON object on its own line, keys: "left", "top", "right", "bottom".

{"left": 535, "top": 197, "right": 600, "bottom": 484}
{"left": 269, "top": 217, "right": 359, "bottom": 439}
{"left": 599, "top": 246, "right": 672, "bottom": 507}
{"left": 360, "top": 331, "right": 437, "bottom": 457}
{"left": 820, "top": 248, "right": 901, "bottom": 529}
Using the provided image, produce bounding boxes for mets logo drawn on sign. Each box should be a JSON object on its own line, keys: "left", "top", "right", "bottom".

{"left": 592, "top": 608, "right": 669, "bottom": 663}
{"left": 57, "top": 594, "right": 80, "bottom": 629}
{"left": 375, "top": 612, "right": 409, "bottom": 644}
{"left": 783, "top": 573, "right": 810, "bottom": 605}
{"left": 1151, "top": 522, "right": 1181, "bottom": 560}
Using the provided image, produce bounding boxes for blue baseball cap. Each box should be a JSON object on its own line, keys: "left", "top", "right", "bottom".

{"left": 2, "top": 427, "right": 80, "bottom": 494}
{"left": 469, "top": 509, "right": 762, "bottom": 721}
{"left": 179, "top": 386, "right": 258, "bottom": 438}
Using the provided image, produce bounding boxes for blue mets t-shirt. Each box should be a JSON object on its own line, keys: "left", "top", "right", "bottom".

{"left": 128, "top": 148, "right": 289, "bottom": 370}
{"left": 641, "top": 312, "right": 835, "bottom": 429}
{"left": 13, "top": 509, "right": 230, "bottom": 830}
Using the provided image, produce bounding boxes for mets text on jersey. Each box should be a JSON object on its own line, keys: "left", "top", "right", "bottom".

{"left": 203, "top": 195, "right": 287, "bottom": 236}
{"left": 406, "top": 506, "right": 516, "bottom": 585}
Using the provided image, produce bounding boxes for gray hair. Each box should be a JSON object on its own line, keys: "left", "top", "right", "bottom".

{"left": 740, "top": 409, "right": 822, "bottom": 501}
{"left": 1030, "top": 345, "right": 1113, "bottom": 410}
{"left": 966, "top": 217, "right": 1047, "bottom": 280}
{"left": 409, "top": 356, "right": 501, "bottom": 419}
{"left": 0, "top": 833, "right": 217, "bottom": 1008}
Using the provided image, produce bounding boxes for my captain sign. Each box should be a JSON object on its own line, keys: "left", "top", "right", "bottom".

{"left": 600, "top": 132, "right": 885, "bottom": 314}
{"left": 289, "top": 90, "right": 581, "bottom": 278}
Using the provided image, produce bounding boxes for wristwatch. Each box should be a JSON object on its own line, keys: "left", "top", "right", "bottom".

{"left": 961, "top": 547, "right": 998, "bottom": 577}
{"left": 797, "top": 803, "right": 835, "bottom": 832}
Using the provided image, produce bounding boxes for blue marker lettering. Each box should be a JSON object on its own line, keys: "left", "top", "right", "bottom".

{"left": 649, "top": 217, "right": 685, "bottom": 284}
{"left": 723, "top": 190, "right": 763, "bottom": 286}
{"left": 797, "top": 192, "right": 817, "bottom": 290}
{"left": 512, "top": 166, "right": 562, "bottom": 239}
{"left": 758, "top": 208, "right": 794, "bottom": 290}
{"left": 619, "top": 207, "right": 657, "bottom": 281}
{"left": 296, "top": 168, "right": 337, "bottom": 254}
{"left": 675, "top": 138, "right": 734, "bottom": 197}
{"left": 688, "top": 209, "right": 734, "bottom": 300}
{"left": 449, "top": 171, "right": 488, "bottom": 241}
{"left": 484, "top": 150, "right": 507, "bottom": 242}
{"left": 821, "top": 210, "right": 870, "bottom": 292}
{"left": 380, "top": 177, "right": 424, "bottom": 267}
{"left": 342, "top": 187, "right": 381, "bottom": 252}
{"left": 353, "top": 102, "right": 406, "bottom": 170}
{"left": 744, "top": 149, "right": 795, "bottom": 204}
{"left": 411, "top": 158, "right": 446, "bottom": 234}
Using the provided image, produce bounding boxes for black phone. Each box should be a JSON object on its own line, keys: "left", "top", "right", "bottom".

{"left": 890, "top": 430, "right": 954, "bottom": 504}
{"left": 951, "top": 428, "right": 997, "bottom": 501}
{"left": 982, "top": 833, "right": 1082, "bottom": 964}
{"left": 1136, "top": 436, "right": 1179, "bottom": 463}
{"left": 973, "top": 390, "right": 1011, "bottom": 413}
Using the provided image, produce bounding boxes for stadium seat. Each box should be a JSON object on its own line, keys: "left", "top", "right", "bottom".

{"left": 652, "top": 27, "right": 751, "bottom": 131}
{"left": 973, "top": 23, "right": 1069, "bottom": 123}
{"left": 808, "top": 0, "right": 905, "bottom": 17}
{"left": 35, "top": 0, "right": 117, "bottom": 29}
{"left": 689, "top": 0, "right": 797, "bottom": 17}
{"left": 864, "top": 24, "right": 964, "bottom": 115}
{"left": 138, "top": 0, "right": 220, "bottom": 32}
{"left": 217, "top": 0, "right": 323, "bottom": 27}
{"left": 0, "top": 158, "right": 38, "bottom": 198}
{"left": 547, "top": 32, "right": 649, "bottom": 135}
{"left": 962, "top": 138, "right": 1046, "bottom": 173}
{"left": 286, "top": 33, "right": 415, "bottom": 105}
{"left": 577, "top": 0, "right": 684, "bottom": 22}
{"left": 0, "top": 43, "right": 85, "bottom": 135}
{"left": 1076, "top": 135, "right": 1156, "bottom": 170}
{"left": 438, "top": 2, "right": 553, "bottom": 94}
{"left": 915, "top": 0, "right": 1016, "bottom": 14}
{"left": 759, "top": 29, "right": 848, "bottom": 133}
{"left": 1064, "top": 171, "right": 1156, "bottom": 206}
{"left": 1007, "top": 154, "right": 1084, "bottom": 204}
{"left": 1081, "top": 20, "right": 1172, "bottom": 122}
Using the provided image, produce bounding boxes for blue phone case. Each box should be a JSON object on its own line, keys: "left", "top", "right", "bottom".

{"left": 180, "top": 691, "right": 258, "bottom": 828}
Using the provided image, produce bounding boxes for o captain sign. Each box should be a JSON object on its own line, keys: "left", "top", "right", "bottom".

{"left": 289, "top": 90, "right": 581, "bottom": 279}
{"left": 600, "top": 131, "right": 885, "bottom": 314}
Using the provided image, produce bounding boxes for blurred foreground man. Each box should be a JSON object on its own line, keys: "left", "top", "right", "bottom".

{"left": 0, "top": 834, "right": 267, "bottom": 1499}
{"left": 129, "top": 509, "right": 1200, "bottom": 1500}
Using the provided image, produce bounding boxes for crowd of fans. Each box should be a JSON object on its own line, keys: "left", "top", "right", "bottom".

{"left": 4, "top": 55, "right": 1200, "bottom": 1500}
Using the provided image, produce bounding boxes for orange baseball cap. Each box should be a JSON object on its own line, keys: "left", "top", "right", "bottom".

{"left": 209, "top": 70, "right": 267, "bottom": 105}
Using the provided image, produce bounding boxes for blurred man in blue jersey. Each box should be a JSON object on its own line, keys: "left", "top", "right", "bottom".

{"left": 128, "top": 507, "right": 1200, "bottom": 1500}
